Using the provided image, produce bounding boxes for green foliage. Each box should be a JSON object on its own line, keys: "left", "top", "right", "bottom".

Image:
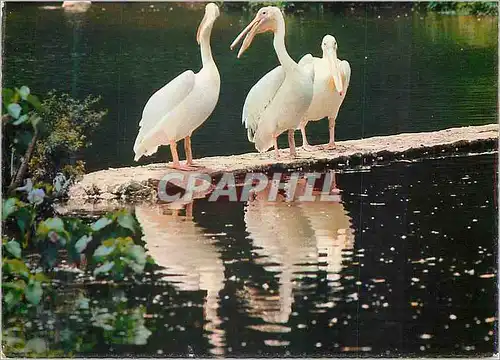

{"left": 2, "top": 86, "right": 106, "bottom": 194}
{"left": 93, "top": 237, "right": 149, "bottom": 280}
{"left": 30, "top": 91, "right": 107, "bottom": 182}
{"left": 425, "top": 2, "right": 497, "bottom": 15}
{"left": 2, "top": 86, "right": 43, "bottom": 191}
{"left": 2, "top": 255, "right": 49, "bottom": 312}
{"left": 2, "top": 84, "right": 153, "bottom": 356}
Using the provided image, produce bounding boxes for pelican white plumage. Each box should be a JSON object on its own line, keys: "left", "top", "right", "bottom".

{"left": 299, "top": 35, "right": 351, "bottom": 150}
{"left": 133, "top": 3, "right": 221, "bottom": 170}
{"left": 230, "top": 7, "right": 314, "bottom": 158}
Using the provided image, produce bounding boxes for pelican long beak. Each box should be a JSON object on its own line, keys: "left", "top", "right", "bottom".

{"left": 326, "top": 48, "right": 343, "bottom": 94}
{"left": 230, "top": 16, "right": 263, "bottom": 58}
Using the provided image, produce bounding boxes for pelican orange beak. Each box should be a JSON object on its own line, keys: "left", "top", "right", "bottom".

{"left": 230, "top": 13, "right": 267, "bottom": 58}
{"left": 326, "top": 48, "right": 343, "bottom": 94}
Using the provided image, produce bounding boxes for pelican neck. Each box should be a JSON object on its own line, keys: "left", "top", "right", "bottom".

{"left": 272, "top": 13, "right": 296, "bottom": 70}
{"left": 200, "top": 21, "right": 215, "bottom": 66}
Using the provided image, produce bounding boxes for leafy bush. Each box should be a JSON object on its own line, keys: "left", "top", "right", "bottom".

{"left": 2, "top": 86, "right": 106, "bottom": 195}
{"left": 30, "top": 91, "right": 107, "bottom": 182}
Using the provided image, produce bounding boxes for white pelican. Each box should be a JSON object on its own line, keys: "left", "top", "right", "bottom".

{"left": 230, "top": 7, "right": 314, "bottom": 159}
{"left": 299, "top": 35, "right": 351, "bottom": 150}
{"left": 133, "top": 3, "right": 221, "bottom": 170}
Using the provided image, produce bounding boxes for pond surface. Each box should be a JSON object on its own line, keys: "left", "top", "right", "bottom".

{"left": 6, "top": 152, "right": 497, "bottom": 357}
{"left": 3, "top": 2, "right": 498, "bottom": 171}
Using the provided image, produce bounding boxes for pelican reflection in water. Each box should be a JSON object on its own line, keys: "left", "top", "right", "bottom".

{"left": 242, "top": 171, "right": 355, "bottom": 334}
{"left": 135, "top": 202, "right": 225, "bottom": 356}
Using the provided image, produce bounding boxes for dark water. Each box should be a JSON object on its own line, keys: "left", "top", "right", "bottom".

{"left": 3, "top": 2, "right": 498, "bottom": 357}
{"left": 3, "top": 2, "right": 497, "bottom": 171}
{"left": 10, "top": 152, "right": 497, "bottom": 357}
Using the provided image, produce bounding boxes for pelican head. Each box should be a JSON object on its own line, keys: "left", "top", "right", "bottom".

{"left": 321, "top": 35, "right": 343, "bottom": 95}
{"left": 197, "top": 3, "right": 220, "bottom": 44}
{"left": 230, "top": 6, "right": 283, "bottom": 58}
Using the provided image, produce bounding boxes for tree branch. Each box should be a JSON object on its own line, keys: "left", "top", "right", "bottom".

{"left": 8, "top": 127, "right": 39, "bottom": 194}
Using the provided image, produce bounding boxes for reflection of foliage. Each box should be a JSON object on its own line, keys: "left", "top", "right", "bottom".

{"left": 92, "top": 303, "right": 152, "bottom": 345}
{"left": 3, "top": 287, "right": 154, "bottom": 357}
{"left": 415, "top": 12, "right": 497, "bottom": 48}
{"left": 2, "top": 186, "right": 155, "bottom": 356}
{"left": 30, "top": 91, "right": 107, "bottom": 182}
{"left": 223, "top": 1, "right": 497, "bottom": 15}
{"left": 424, "top": 2, "right": 497, "bottom": 15}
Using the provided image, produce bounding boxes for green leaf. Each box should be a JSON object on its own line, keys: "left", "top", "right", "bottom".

{"left": 12, "top": 114, "right": 28, "bottom": 125}
{"left": 2, "top": 88, "right": 15, "bottom": 105}
{"left": 7, "top": 103, "right": 22, "bottom": 119}
{"left": 15, "top": 206, "right": 34, "bottom": 236}
{"left": 3, "top": 258, "right": 30, "bottom": 278}
{"left": 43, "top": 246, "right": 58, "bottom": 268}
{"left": 91, "top": 217, "right": 113, "bottom": 232}
{"left": 93, "top": 244, "right": 115, "bottom": 258}
{"left": 25, "top": 281, "right": 43, "bottom": 305}
{"left": 26, "top": 94, "right": 42, "bottom": 110}
{"left": 5, "top": 240, "right": 21, "bottom": 259}
{"left": 117, "top": 212, "right": 136, "bottom": 234}
{"left": 4, "top": 291, "right": 21, "bottom": 310}
{"left": 18, "top": 86, "right": 30, "bottom": 100}
{"left": 3, "top": 198, "right": 18, "bottom": 220}
{"left": 75, "top": 234, "right": 92, "bottom": 253}
{"left": 32, "top": 273, "right": 49, "bottom": 283}
{"left": 129, "top": 261, "right": 145, "bottom": 274}
{"left": 37, "top": 217, "right": 65, "bottom": 237}
{"left": 128, "top": 245, "right": 146, "bottom": 266}
{"left": 2, "top": 279, "right": 27, "bottom": 291}
{"left": 93, "top": 261, "right": 115, "bottom": 276}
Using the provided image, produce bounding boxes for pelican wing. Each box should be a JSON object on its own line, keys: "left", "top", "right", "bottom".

{"left": 242, "top": 66, "right": 285, "bottom": 142}
{"left": 298, "top": 53, "right": 314, "bottom": 66}
{"left": 134, "top": 70, "right": 195, "bottom": 153}
{"left": 340, "top": 60, "right": 351, "bottom": 91}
